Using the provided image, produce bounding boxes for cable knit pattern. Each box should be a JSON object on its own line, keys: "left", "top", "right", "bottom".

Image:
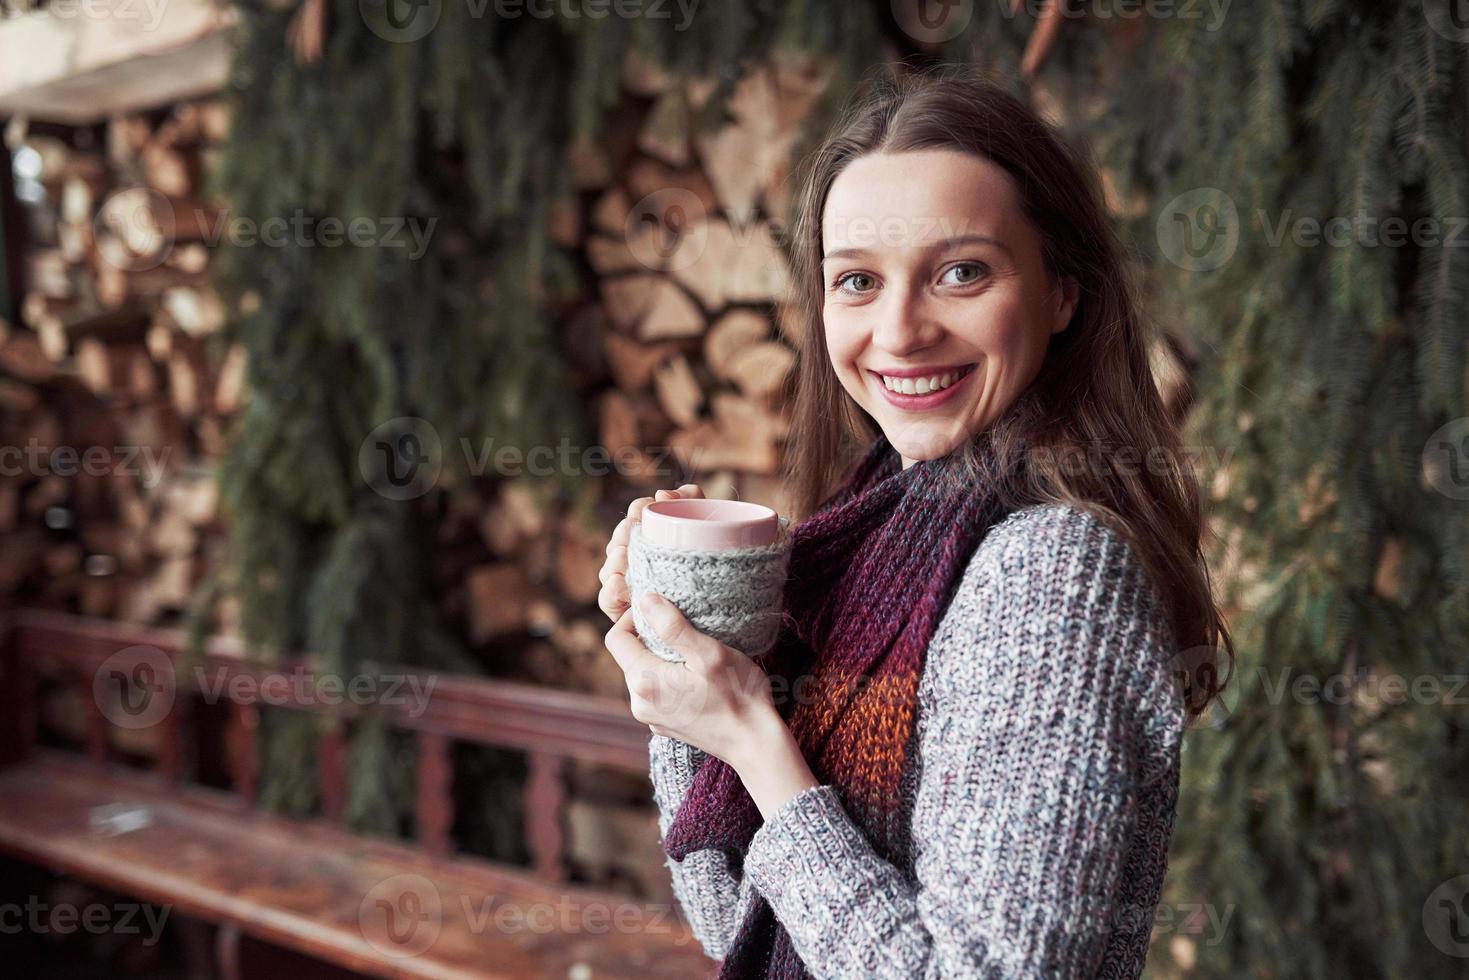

{"left": 627, "top": 521, "right": 793, "bottom": 663}
{"left": 648, "top": 503, "right": 1186, "bottom": 978}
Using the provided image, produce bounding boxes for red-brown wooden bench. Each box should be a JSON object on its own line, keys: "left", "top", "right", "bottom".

{"left": 0, "top": 609, "right": 716, "bottom": 979}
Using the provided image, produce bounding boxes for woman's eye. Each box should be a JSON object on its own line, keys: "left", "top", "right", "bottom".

{"left": 941, "top": 262, "right": 988, "bottom": 285}
{"left": 833, "top": 272, "right": 877, "bottom": 295}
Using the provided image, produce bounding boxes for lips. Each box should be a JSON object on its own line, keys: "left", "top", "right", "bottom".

{"left": 871, "top": 362, "right": 976, "bottom": 380}
{"left": 868, "top": 362, "right": 978, "bottom": 411}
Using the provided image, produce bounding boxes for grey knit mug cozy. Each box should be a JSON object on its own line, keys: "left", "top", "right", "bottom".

{"left": 626, "top": 518, "right": 792, "bottom": 663}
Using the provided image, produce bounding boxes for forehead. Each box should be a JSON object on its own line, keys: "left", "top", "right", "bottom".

{"left": 821, "top": 148, "right": 1023, "bottom": 253}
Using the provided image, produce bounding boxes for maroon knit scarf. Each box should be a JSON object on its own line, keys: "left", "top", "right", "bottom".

{"left": 661, "top": 421, "right": 1027, "bottom": 978}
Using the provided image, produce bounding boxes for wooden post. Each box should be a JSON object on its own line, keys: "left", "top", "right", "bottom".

{"left": 0, "top": 616, "right": 35, "bottom": 767}
{"left": 85, "top": 668, "right": 110, "bottom": 767}
{"left": 416, "top": 731, "right": 453, "bottom": 858}
{"left": 525, "top": 750, "right": 568, "bottom": 883}
{"left": 214, "top": 922, "right": 242, "bottom": 980}
{"left": 317, "top": 720, "right": 347, "bottom": 825}
{"left": 157, "top": 689, "right": 186, "bottom": 786}
{"left": 227, "top": 700, "right": 259, "bottom": 806}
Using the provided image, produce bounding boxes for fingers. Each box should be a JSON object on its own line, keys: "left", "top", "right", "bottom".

{"left": 625, "top": 494, "right": 657, "bottom": 524}
{"left": 600, "top": 486, "right": 704, "bottom": 623}
{"left": 630, "top": 485, "right": 699, "bottom": 519}
{"left": 607, "top": 516, "right": 634, "bottom": 554}
{"left": 636, "top": 593, "right": 719, "bottom": 667}
{"left": 597, "top": 568, "right": 628, "bottom": 622}
{"left": 597, "top": 525, "right": 630, "bottom": 622}
{"left": 611, "top": 487, "right": 704, "bottom": 556}
{"left": 604, "top": 608, "right": 666, "bottom": 683}
{"left": 607, "top": 604, "right": 710, "bottom": 731}
{"left": 599, "top": 542, "right": 627, "bottom": 585}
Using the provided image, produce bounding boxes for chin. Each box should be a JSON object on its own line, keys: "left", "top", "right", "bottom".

{"left": 880, "top": 420, "right": 974, "bottom": 462}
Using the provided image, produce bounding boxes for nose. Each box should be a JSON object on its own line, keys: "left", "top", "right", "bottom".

{"left": 870, "top": 285, "right": 944, "bottom": 357}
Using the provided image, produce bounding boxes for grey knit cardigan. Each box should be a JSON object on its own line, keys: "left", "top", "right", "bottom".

{"left": 648, "top": 503, "right": 1188, "bottom": 979}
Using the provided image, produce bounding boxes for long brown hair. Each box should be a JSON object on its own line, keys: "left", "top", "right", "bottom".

{"left": 780, "top": 66, "right": 1232, "bottom": 720}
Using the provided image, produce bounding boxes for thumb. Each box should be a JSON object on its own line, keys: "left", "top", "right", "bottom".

{"left": 638, "top": 593, "right": 717, "bottom": 665}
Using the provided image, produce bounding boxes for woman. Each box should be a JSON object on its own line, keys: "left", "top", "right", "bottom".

{"left": 600, "top": 68, "right": 1231, "bottom": 979}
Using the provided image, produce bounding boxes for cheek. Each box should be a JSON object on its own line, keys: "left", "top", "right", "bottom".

{"left": 823, "top": 312, "right": 866, "bottom": 374}
{"left": 990, "top": 320, "right": 1046, "bottom": 368}
{"left": 959, "top": 294, "right": 1050, "bottom": 366}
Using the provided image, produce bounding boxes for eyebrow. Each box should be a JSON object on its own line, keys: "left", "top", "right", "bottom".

{"left": 821, "top": 233, "right": 1012, "bottom": 263}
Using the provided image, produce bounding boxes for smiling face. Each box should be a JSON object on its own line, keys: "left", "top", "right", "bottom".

{"left": 820, "top": 148, "right": 1079, "bottom": 467}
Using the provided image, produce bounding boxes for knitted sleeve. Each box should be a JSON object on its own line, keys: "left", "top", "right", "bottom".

{"left": 649, "top": 732, "right": 754, "bottom": 960}
{"left": 739, "top": 504, "right": 1187, "bottom": 979}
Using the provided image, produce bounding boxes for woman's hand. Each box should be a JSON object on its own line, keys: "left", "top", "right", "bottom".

{"left": 604, "top": 593, "right": 781, "bottom": 772}
{"left": 600, "top": 484, "right": 821, "bottom": 815}
{"left": 597, "top": 484, "right": 704, "bottom": 624}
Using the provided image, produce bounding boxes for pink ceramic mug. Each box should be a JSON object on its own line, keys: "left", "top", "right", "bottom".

{"left": 639, "top": 498, "right": 780, "bottom": 550}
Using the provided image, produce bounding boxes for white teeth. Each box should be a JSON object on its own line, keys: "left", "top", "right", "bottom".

{"left": 880, "top": 369, "right": 964, "bottom": 395}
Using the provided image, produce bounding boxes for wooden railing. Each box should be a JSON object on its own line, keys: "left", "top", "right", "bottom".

{"left": 0, "top": 608, "right": 647, "bottom": 882}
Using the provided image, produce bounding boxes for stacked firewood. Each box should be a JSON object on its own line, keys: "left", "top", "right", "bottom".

{"left": 580, "top": 50, "right": 825, "bottom": 510}
{"left": 0, "top": 96, "right": 241, "bottom": 626}
{"left": 441, "top": 51, "right": 833, "bottom": 697}
{"left": 0, "top": 49, "right": 828, "bottom": 698}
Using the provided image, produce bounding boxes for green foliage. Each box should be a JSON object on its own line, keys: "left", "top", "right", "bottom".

{"left": 199, "top": 0, "right": 903, "bottom": 838}
{"left": 203, "top": 1, "right": 588, "bottom": 830}
{"left": 1100, "top": 3, "right": 1469, "bottom": 976}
